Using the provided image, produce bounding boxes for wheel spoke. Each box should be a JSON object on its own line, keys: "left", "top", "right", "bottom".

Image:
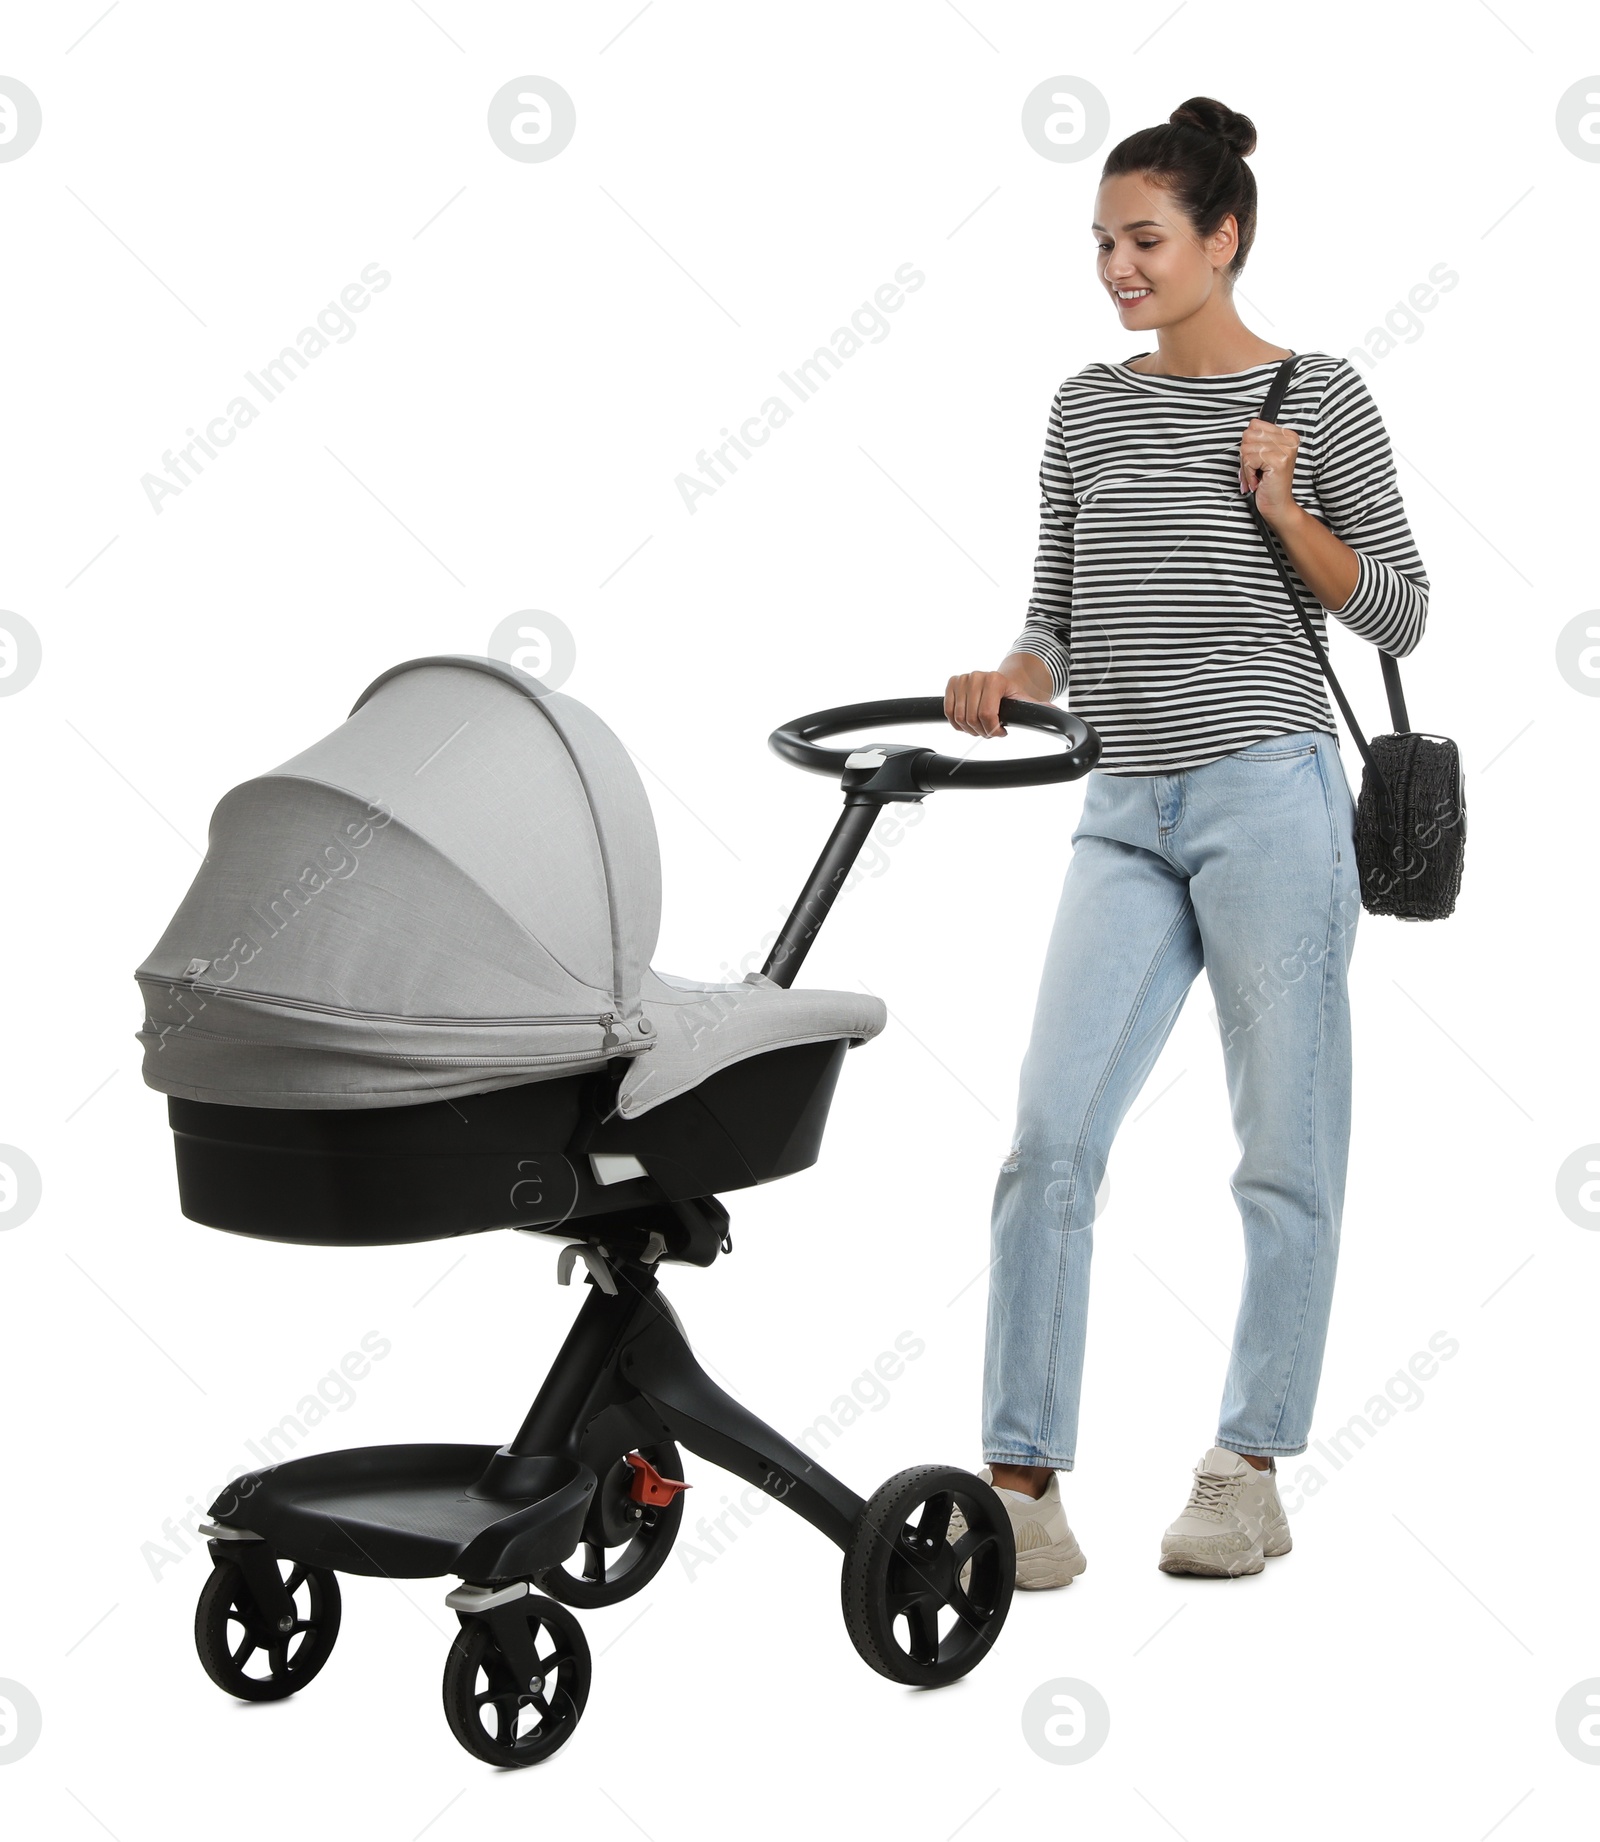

{"left": 949, "top": 1528, "right": 997, "bottom": 1569}
{"left": 902, "top": 1594, "right": 942, "bottom": 1664}
{"left": 475, "top": 1653, "right": 519, "bottom": 1707}
{"left": 943, "top": 1580, "right": 980, "bottom": 1626}
{"left": 580, "top": 1541, "right": 606, "bottom": 1583}
{"left": 472, "top": 1644, "right": 525, "bottom": 1732}
{"left": 886, "top": 1544, "right": 951, "bottom": 1613}
{"left": 915, "top": 1492, "right": 953, "bottom": 1547}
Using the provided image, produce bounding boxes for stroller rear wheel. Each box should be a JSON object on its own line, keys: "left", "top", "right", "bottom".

{"left": 535, "top": 1440, "right": 686, "bottom": 1608}
{"left": 841, "top": 1465, "right": 1014, "bottom": 1687}
{"left": 442, "top": 1595, "right": 590, "bottom": 1767}
{"left": 195, "top": 1557, "right": 342, "bottom": 1702}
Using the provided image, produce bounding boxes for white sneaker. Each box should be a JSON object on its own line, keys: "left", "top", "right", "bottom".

{"left": 1159, "top": 1446, "right": 1293, "bottom": 1578}
{"left": 949, "top": 1465, "right": 1087, "bottom": 1591}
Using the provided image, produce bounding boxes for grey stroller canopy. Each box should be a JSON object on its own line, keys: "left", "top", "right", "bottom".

{"left": 136, "top": 657, "right": 884, "bottom": 1116}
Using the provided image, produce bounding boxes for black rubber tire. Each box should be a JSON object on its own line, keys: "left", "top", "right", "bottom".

{"left": 841, "top": 1464, "right": 1013, "bottom": 1687}
{"left": 441, "top": 1596, "right": 590, "bottom": 1768}
{"left": 535, "top": 1441, "right": 685, "bottom": 1609}
{"left": 195, "top": 1558, "right": 342, "bottom": 1702}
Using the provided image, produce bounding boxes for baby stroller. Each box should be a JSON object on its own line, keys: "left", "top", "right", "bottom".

{"left": 136, "top": 655, "right": 1099, "bottom": 1767}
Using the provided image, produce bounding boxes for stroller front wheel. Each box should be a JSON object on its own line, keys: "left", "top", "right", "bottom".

{"left": 841, "top": 1465, "right": 1014, "bottom": 1687}
{"left": 442, "top": 1594, "right": 590, "bottom": 1767}
{"left": 194, "top": 1557, "right": 342, "bottom": 1702}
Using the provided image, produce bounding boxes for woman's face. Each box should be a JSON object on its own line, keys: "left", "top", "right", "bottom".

{"left": 1092, "top": 172, "right": 1236, "bottom": 332}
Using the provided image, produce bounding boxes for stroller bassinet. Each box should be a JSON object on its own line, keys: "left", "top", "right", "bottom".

{"left": 136, "top": 656, "right": 884, "bottom": 1255}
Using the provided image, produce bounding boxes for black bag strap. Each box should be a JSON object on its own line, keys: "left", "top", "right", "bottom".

{"left": 1247, "top": 354, "right": 1398, "bottom": 839}
{"left": 1379, "top": 650, "right": 1409, "bottom": 733}
{"left": 1255, "top": 355, "right": 1409, "bottom": 734}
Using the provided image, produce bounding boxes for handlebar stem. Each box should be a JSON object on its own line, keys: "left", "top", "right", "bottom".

{"left": 760, "top": 793, "right": 895, "bottom": 989}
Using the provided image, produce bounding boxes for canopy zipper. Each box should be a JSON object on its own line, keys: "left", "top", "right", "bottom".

{"left": 137, "top": 973, "right": 615, "bottom": 1032}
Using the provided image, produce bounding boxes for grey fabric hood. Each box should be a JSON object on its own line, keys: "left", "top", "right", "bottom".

{"left": 135, "top": 658, "right": 662, "bottom": 1109}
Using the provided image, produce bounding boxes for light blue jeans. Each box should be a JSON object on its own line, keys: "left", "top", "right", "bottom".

{"left": 982, "top": 730, "right": 1360, "bottom": 1467}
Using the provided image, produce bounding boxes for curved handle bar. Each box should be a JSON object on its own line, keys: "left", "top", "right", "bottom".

{"left": 769, "top": 695, "right": 1101, "bottom": 791}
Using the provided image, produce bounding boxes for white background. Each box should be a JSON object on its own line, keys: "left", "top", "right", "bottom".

{"left": 2, "top": 2, "right": 1595, "bottom": 1836}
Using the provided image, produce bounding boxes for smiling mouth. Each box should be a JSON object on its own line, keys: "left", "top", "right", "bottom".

{"left": 1113, "top": 287, "right": 1151, "bottom": 302}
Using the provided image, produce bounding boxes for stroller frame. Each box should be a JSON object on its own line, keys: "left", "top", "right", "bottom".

{"left": 512, "top": 1236, "right": 866, "bottom": 1550}
{"left": 202, "top": 1211, "right": 872, "bottom": 1638}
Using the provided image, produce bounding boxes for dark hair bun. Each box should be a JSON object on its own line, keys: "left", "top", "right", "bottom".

{"left": 1169, "top": 96, "right": 1256, "bottom": 158}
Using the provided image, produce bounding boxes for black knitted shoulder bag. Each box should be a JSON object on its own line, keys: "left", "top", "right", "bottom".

{"left": 1245, "top": 355, "right": 1464, "bottom": 921}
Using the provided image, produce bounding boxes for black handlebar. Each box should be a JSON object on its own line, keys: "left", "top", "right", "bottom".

{"left": 768, "top": 695, "right": 1100, "bottom": 791}
{"left": 760, "top": 696, "right": 1101, "bottom": 987}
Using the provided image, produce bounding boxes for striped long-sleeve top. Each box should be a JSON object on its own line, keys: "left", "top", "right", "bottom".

{"left": 1011, "top": 352, "right": 1429, "bottom": 775}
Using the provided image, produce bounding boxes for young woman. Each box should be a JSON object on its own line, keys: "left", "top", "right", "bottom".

{"left": 945, "top": 97, "right": 1428, "bottom": 1582}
